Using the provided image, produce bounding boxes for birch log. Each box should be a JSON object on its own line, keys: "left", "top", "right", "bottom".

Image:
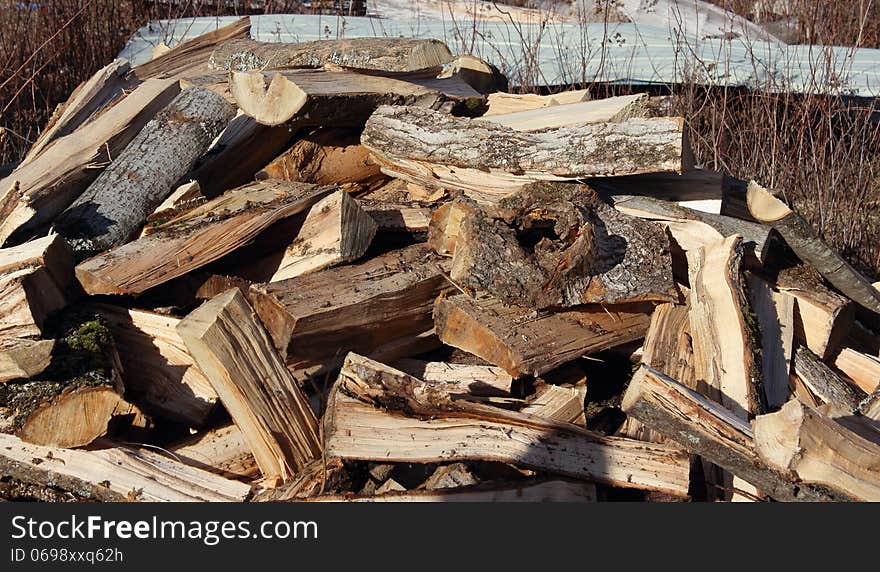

{"left": 53, "top": 87, "right": 237, "bottom": 258}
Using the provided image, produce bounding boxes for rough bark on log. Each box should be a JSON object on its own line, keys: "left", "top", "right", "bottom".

{"left": 327, "top": 353, "right": 691, "bottom": 495}
{"left": 249, "top": 244, "right": 452, "bottom": 368}
{"left": 75, "top": 181, "right": 333, "bottom": 296}
{"left": 611, "top": 194, "right": 770, "bottom": 261}
{"left": 93, "top": 305, "right": 219, "bottom": 427}
{"left": 433, "top": 293, "right": 652, "bottom": 378}
{"left": 476, "top": 93, "right": 647, "bottom": 131}
{"left": 450, "top": 183, "right": 678, "bottom": 308}
{"left": 0, "top": 339, "right": 54, "bottom": 383}
{"left": 256, "top": 128, "right": 386, "bottom": 190}
{"left": 169, "top": 423, "right": 259, "bottom": 481}
{"left": 793, "top": 346, "right": 867, "bottom": 412}
{"left": 0, "top": 235, "right": 74, "bottom": 340}
{"left": 0, "top": 79, "right": 181, "bottom": 245}
{"left": 621, "top": 364, "right": 849, "bottom": 501}
{"left": 754, "top": 398, "right": 880, "bottom": 501}
{"left": 269, "top": 190, "right": 377, "bottom": 282}
{"left": 747, "top": 181, "right": 880, "bottom": 316}
{"left": 54, "top": 87, "right": 237, "bottom": 258}
{"left": 134, "top": 17, "right": 252, "bottom": 80}
{"left": 687, "top": 236, "right": 765, "bottom": 419}
{"left": 0, "top": 433, "right": 250, "bottom": 502}
{"left": 177, "top": 289, "right": 321, "bottom": 484}
{"left": 361, "top": 105, "right": 689, "bottom": 203}
{"left": 229, "top": 69, "right": 472, "bottom": 127}
{"left": 210, "top": 37, "right": 454, "bottom": 73}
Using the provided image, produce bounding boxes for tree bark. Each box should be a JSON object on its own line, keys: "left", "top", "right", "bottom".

{"left": 0, "top": 79, "right": 180, "bottom": 246}
{"left": 75, "top": 181, "right": 332, "bottom": 296}
{"left": 210, "top": 37, "right": 454, "bottom": 73}
{"left": 362, "top": 105, "right": 689, "bottom": 203}
{"left": 54, "top": 87, "right": 237, "bottom": 258}
{"left": 794, "top": 346, "right": 867, "bottom": 412}
{"left": 621, "top": 365, "right": 850, "bottom": 501}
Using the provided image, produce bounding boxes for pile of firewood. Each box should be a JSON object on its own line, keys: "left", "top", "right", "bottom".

{"left": 1, "top": 17, "right": 879, "bottom": 503}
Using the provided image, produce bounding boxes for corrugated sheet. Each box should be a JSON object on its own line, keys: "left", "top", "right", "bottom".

{"left": 118, "top": 14, "right": 880, "bottom": 96}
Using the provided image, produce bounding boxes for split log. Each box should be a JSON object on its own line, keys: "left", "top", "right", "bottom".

{"left": 249, "top": 244, "right": 452, "bottom": 368}
{"left": 687, "top": 236, "right": 764, "bottom": 419}
{"left": 169, "top": 423, "right": 259, "bottom": 481}
{"left": 93, "top": 305, "right": 219, "bottom": 427}
{"left": 269, "top": 190, "right": 377, "bottom": 282}
{"left": 134, "top": 17, "right": 252, "bottom": 80}
{"left": 483, "top": 89, "right": 590, "bottom": 116}
{"left": 177, "top": 289, "right": 321, "bottom": 483}
{"left": 793, "top": 346, "right": 867, "bottom": 412}
{"left": 75, "top": 181, "right": 333, "bottom": 296}
{"left": 54, "top": 87, "right": 237, "bottom": 257}
{"left": 777, "top": 272, "right": 854, "bottom": 361}
{"left": 0, "top": 79, "right": 181, "bottom": 245}
{"left": 476, "top": 93, "right": 647, "bottom": 131}
{"left": 230, "top": 69, "right": 475, "bottom": 127}
{"left": 391, "top": 359, "right": 513, "bottom": 397}
{"left": 187, "top": 114, "right": 299, "bottom": 199}
{"left": 0, "top": 433, "right": 249, "bottom": 502}
{"left": 0, "top": 339, "right": 54, "bottom": 383}
{"left": 749, "top": 276, "right": 795, "bottom": 409}
{"left": 23, "top": 60, "right": 136, "bottom": 163}
{"left": 362, "top": 105, "right": 689, "bottom": 203}
{"left": 0, "top": 317, "right": 146, "bottom": 448}
{"left": 359, "top": 201, "right": 431, "bottom": 233}
{"left": 143, "top": 180, "right": 204, "bottom": 231}
{"left": 833, "top": 348, "right": 880, "bottom": 394}
{"left": 422, "top": 463, "right": 479, "bottom": 490}
{"left": 754, "top": 398, "right": 880, "bottom": 501}
{"left": 427, "top": 198, "right": 478, "bottom": 256}
{"left": 327, "top": 354, "right": 691, "bottom": 495}
{"left": 255, "top": 128, "right": 386, "bottom": 190}
{"left": 640, "top": 302, "right": 696, "bottom": 389}
{"left": 433, "top": 293, "right": 652, "bottom": 378}
{"left": 251, "top": 460, "right": 350, "bottom": 501}
{"left": 0, "top": 235, "right": 74, "bottom": 340}
{"left": 611, "top": 194, "right": 770, "bottom": 260}
{"left": 311, "top": 479, "right": 598, "bottom": 502}
{"left": 621, "top": 364, "right": 848, "bottom": 501}
{"left": 521, "top": 382, "right": 586, "bottom": 424}
{"left": 210, "top": 37, "right": 454, "bottom": 73}
{"left": 450, "top": 183, "right": 678, "bottom": 308}
{"left": 747, "top": 181, "right": 880, "bottom": 316}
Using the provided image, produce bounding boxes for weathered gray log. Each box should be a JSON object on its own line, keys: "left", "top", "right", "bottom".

{"left": 747, "top": 181, "right": 880, "bottom": 316}
{"left": 361, "top": 106, "right": 689, "bottom": 202}
{"left": 794, "top": 346, "right": 868, "bottom": 412}
{"left": 621, "top": 364, "right": 849, "bottom": 502}
{"left": 451, "top": 183, "right": 678, "bottom": 308}
{"left": 209, "top": 37, "right": 454, "bottom": 73}
{"left": 53, "top": 88, "right": 237, "bottom": 258}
